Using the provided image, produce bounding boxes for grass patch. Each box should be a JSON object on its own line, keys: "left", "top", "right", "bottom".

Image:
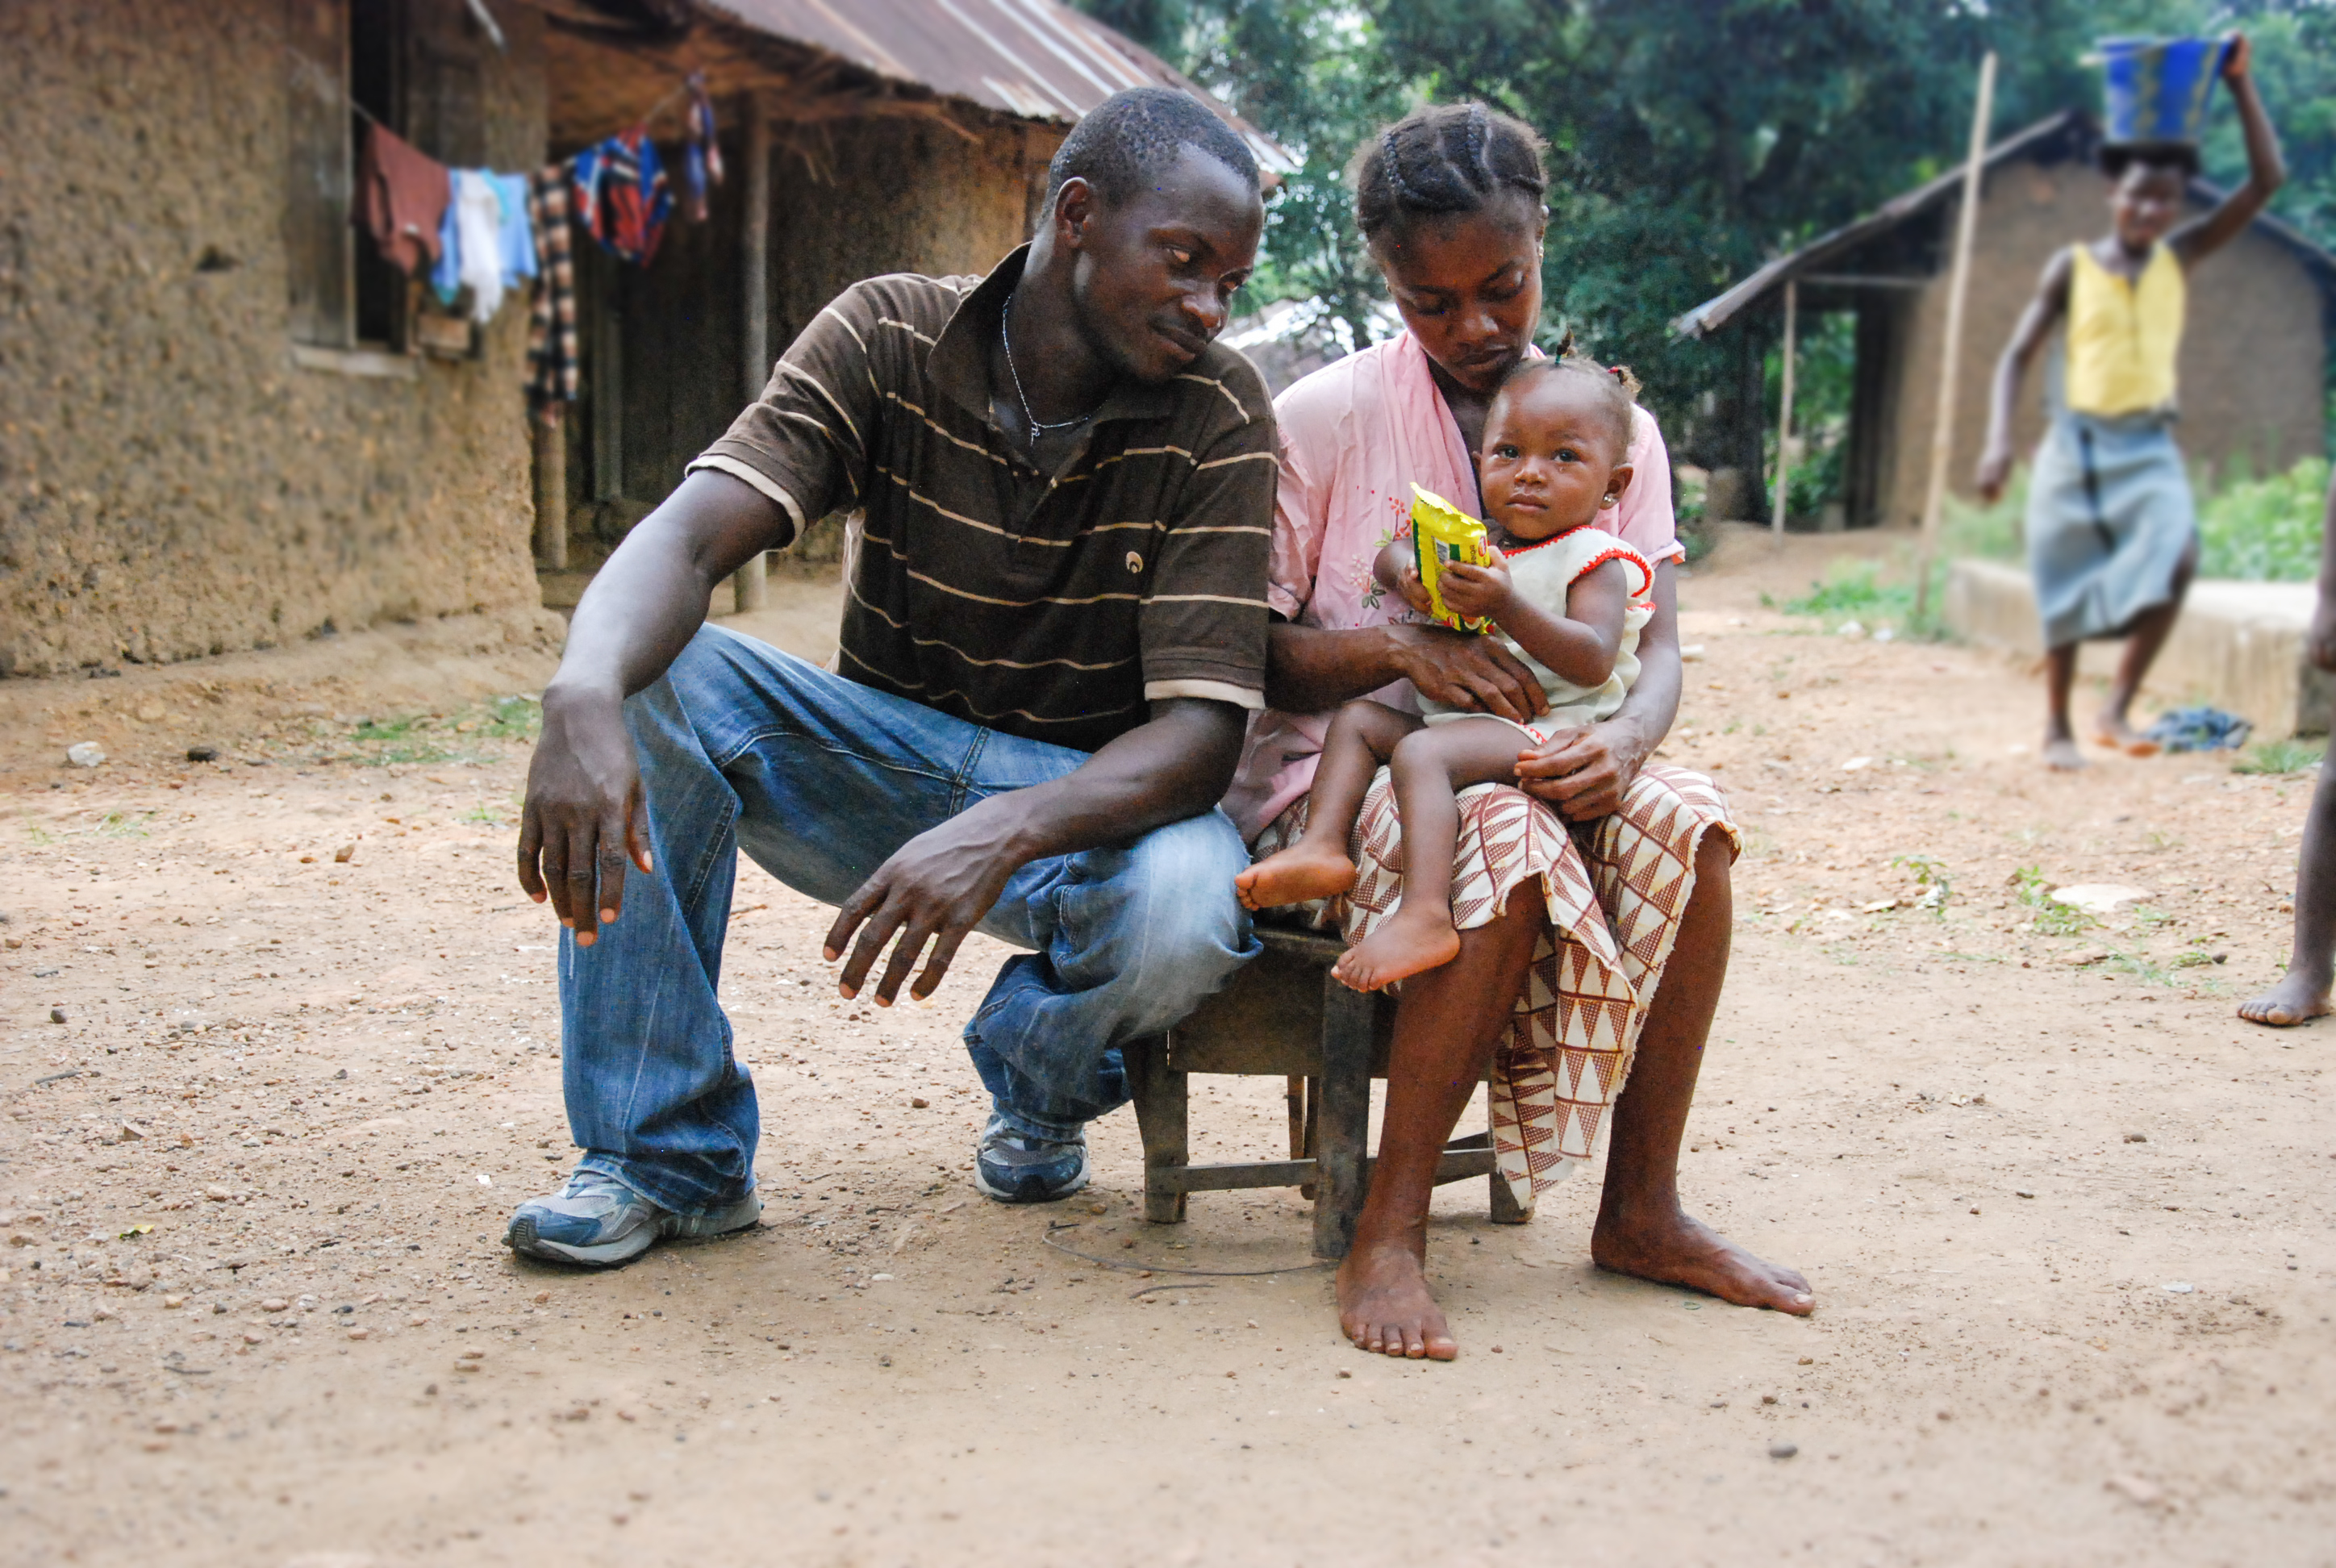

{"left": 2232, "top": 736, "right": 2326, "bottom": 776}
{"left": 2012, "top": 865, "right": 2095, "bottom": 937}
{"left": 2197, "top": 457, "right": 2329, "bottom": 583}
{"left": 1766, "top": 557, "right": 1951, "bottom": 639}
{"left": 337, "top": 697, "right": 541, "bottom": 766}
{"left": 460, "top": 797, "right": 521, "bottom": 828}
{"left": 1890, "top": 853, "right": 1952, "bottom": 911}
{"left": 24, "top": 823, "right": 55, "bottom": 847}
{"left": 94, "top": 811, "right": 154, "bottom": 838}
{"left": 2104, "top": 951, "right": 2180, "bottom": 987}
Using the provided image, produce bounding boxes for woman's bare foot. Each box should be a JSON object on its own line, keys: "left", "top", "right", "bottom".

{"left": 1333, "top": 911, "right": 1462, "bottom": 991}
{"left": 2042, "top": 736, "right": 2087, "bottom": 771}
{"left": 2094, "top": 712, "right": 2162, "bottom": 757}
{"left": 1591, "top": 1205, "right": 1815, "bottom": 1315}
{"left": 1335, "top": 1237, "right": 1458, "bottom": 1360}
{"left": 2238, "top": 971, "right": 2334, "bottom": 1027}
{"left": 1235, "top": 843, "right": 1357, "bottom": 911}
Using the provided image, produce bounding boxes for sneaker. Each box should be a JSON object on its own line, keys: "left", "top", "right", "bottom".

{"left": 504, "top": 1170, "right": 761, "bottom": 1267}
{"left": 973, "top": 1115, "right": 1090, "bottom": 1204}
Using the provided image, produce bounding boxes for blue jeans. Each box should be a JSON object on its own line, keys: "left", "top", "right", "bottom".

{"left": 559, "top": 625, "right": 1258, "bottom": 1215}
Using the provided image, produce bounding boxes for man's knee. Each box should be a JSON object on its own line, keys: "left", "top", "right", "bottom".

{"left": 1113, "top": 811, "right": 1255, "bottom": 1017}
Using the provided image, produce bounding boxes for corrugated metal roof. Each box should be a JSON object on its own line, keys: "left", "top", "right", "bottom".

{"left": 699, "top": 0, "right": 1293, "bottom": 170}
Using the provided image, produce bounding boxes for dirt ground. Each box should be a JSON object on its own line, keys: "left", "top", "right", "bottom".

{"left": 3, "top": 528, "right": 2330, "bottom": 1567}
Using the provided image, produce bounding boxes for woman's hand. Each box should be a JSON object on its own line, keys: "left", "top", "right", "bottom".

{"left": 2308, "top": 598, "right": 2336, "bottom": 673}
{"left": 1384, "top": 622, "right": 1548, "bottom": 724}
{"left": 1513, "top": 715, "right": 1652, "bottom": 822}
{"left": 1975, "top": 444, "right": 2014, "bottom": 506}
{"left": 1437, "top": 557, "right": 1514, "bottom": 623}
{"left": 2221, "top": 31, "right": 2250, "bottom": 81}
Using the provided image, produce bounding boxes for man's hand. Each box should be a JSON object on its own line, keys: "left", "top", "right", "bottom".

{"left": 1513, "top": 715, "right": 1652, "bottom": 822}
{"left": 517, "top": 686, "right": 651, "bottom": 947}
{"left": 1386, "top": 622, "right": 1548, "bottom": 724}
{"left": 1437, "top": 557, "right": 1515, "bottom": 623}
{"left": 821, "top": 799, "right": 1031, "bottom": 1007}
{"left": 1975, "top": 444, "right": 2014, "bottom": 506}
{"left": 817, "top": 698, "right": 1246, "bottom": 1008}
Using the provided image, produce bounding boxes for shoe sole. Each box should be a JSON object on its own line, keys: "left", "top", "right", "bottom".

{"left": 972, "top": 1159, "right": 1090, "bottom": 1204}
{"left": 505, "top": 1198, "right": 762, "bottom": 1268}
{"left": 504, "top": 1212, "right": 656, "bottom": 1268}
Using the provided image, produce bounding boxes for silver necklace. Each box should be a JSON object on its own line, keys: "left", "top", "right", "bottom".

{"left": 1002, "top": 293, "right": 1100, "bottom": 436}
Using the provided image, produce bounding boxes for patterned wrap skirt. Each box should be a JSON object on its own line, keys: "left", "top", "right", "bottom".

{"left": 1253, "top": 765, "right": 1736, "bottom": 1213}
{"left": 2025, "top": 410, "right": 2196, "bottom": 647}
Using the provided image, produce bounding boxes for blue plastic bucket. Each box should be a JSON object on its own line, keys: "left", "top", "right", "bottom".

{"left": 2098, "top": 35, "right": 2232, "bottom": 146}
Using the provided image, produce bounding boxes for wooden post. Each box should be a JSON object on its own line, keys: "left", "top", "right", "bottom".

{"left": 1913, "top": 50, "right": 1998, "bottom": 621}
{"left": 532, "top": 413, "right": 567, "bottom": 571}
{"left": 1125, "top": 1036, "right": 1187, "bottom": 1224}
{"left": 728, "top": 91, "right": 774, "bottom": 615}
{"left": 1770, "top": 278, "right": 1797, "bottom": 535}
{"left": 1311, "top": 973, "right": 1375, "bottom": 1261}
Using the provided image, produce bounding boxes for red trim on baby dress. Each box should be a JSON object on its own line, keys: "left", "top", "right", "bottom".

{"left": 1571, "top": 544, "right": 1655, "bottom": 601}
{"left": 1498, "top": 520, "right": 1600, "bottom": 556}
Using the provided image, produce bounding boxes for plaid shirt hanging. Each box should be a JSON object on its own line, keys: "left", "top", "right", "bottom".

{"left": 525, "top": 164, "right": 580, "bottom": 420}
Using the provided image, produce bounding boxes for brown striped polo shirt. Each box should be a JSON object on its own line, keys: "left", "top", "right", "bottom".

{"left": 687, "top": 246, "right": 1276, "bottom": 755}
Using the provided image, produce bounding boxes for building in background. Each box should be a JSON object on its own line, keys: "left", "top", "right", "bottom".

{"left": 1677, "top": 111, "right": 2334, "bottom": 530}
{"left": 0, "top": 0, "right": 1283, "bottom": 678}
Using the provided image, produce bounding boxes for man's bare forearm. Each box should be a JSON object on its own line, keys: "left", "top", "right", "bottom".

{"left": 549, "top": 470, "right": 792, "bottom": 704}
{"left": 965, "top": 698, "right": 1245, "bottom": 865}
{"left": 1262, "top": 621, "right": 1406, "bottom": 713}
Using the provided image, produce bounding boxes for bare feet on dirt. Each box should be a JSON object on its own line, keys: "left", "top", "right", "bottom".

{"left": 1331, "top": 911, "right": 1461, "bottom": 991}
{"left": 1336, "top": 1238, "right": 1458, "bottom": 1360}
{"left": 2094, "top": 712, "right": 2162, "bottom": 757}
{"left": 1235, "top": 843, "right": 1358, "bottom": 911}
{"left": 2238, "top": 972, "right": 2334, "bottom": 1027}
{"left": 1591, "top": 1207, "right": 1816, "bottom": 1315}
{"left": 2042, "top": 735, "right": 2088, "bottom": 771}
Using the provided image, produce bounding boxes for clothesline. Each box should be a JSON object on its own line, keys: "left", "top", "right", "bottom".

{"left": 297, "top": 41, "right": 695, "bottom": 154}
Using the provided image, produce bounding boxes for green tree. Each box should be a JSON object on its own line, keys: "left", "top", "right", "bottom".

{"left": 1080, "top": 0, "right": 2336, "bottom": 467}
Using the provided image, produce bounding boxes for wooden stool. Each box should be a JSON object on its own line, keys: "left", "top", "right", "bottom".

{"left": 1124, "top": 924, "right": 1528, "bottom": 1261}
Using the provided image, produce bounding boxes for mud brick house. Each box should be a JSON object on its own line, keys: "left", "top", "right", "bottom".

{"left": 1677, "top": 111, "right": 2335, "bottom": 529}
{"left": 0, "top": 0, "right": 1279, "bottom": 678}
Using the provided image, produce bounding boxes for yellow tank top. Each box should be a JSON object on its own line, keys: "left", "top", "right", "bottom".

{"left": 2065, "top": 244, "right": 2184, "bottom": 417}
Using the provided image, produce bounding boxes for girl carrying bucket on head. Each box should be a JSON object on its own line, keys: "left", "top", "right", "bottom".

{"left": 1975, "top": 32, "right": 2284, "bottom": 771}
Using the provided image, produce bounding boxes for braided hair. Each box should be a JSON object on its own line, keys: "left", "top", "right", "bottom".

{"left": 1349, "top": 102, "right": 1548, "bottom": 243}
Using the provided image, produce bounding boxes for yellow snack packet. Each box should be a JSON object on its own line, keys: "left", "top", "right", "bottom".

{"left": 1409, "top": 483, "right": 1495, "bottom": 632}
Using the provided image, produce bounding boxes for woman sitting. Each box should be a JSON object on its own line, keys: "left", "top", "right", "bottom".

{"left": 1227, "top": 102, "right": 1812, "bottom": 1360}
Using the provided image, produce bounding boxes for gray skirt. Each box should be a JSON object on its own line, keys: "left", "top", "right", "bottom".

{"left": 2025, "top": 411, "right": 2196, "bottom": 646}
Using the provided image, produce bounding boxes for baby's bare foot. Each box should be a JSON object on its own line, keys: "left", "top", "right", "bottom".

{"left": 1332, "top": 914, "right": 1461, "bottom": 991}
{"left": 2238, "top": 971, "right": 2334, "bottom": 1028}
{"left": 1236, "top": 844, "right": 1358, "bottom": 911}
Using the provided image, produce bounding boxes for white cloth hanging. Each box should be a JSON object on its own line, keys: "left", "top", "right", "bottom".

{"left": 451, "top": 170, "right": 507, "bottom": 323}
